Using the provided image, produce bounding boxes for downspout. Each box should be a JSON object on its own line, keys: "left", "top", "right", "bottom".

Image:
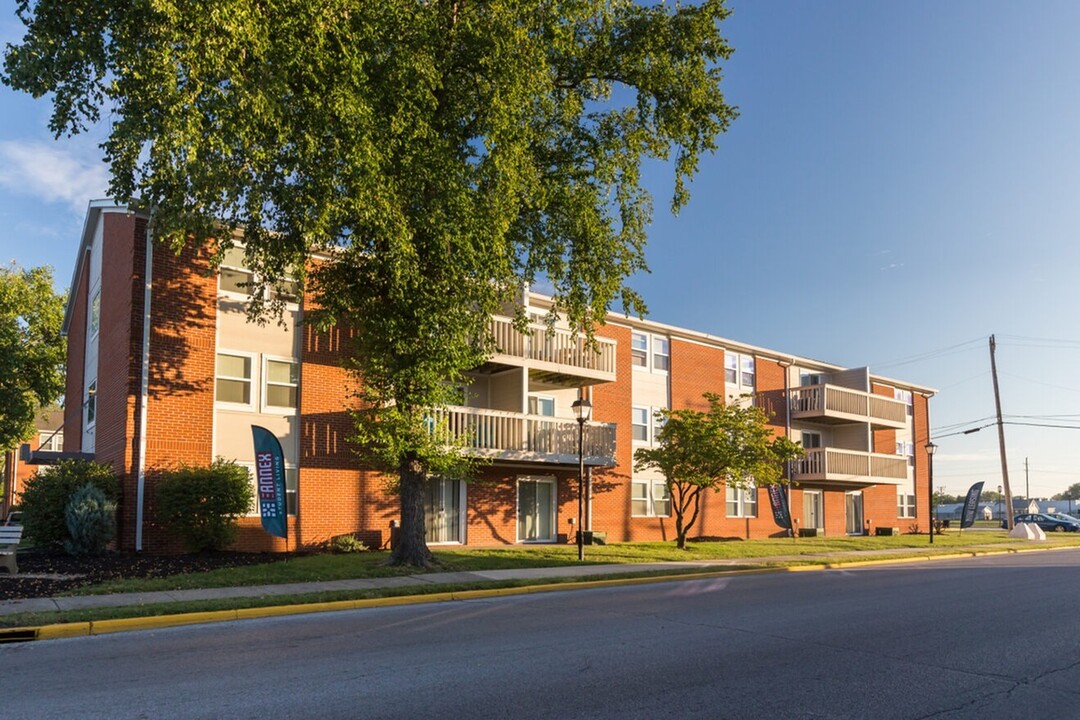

{"left": 135, "top": 215, "right": 154, "bottom": 552}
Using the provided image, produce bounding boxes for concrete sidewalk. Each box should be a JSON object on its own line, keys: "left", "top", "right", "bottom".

{"left": 3, "top": 544, "right": 1043, "bottom": 618}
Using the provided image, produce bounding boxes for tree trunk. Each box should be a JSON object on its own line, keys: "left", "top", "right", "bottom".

{"left": 388, "top": 456, "right": 435, "bottom": 567}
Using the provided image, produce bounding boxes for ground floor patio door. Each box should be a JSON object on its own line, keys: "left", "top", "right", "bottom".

{"left": 803, "top": 490, "right": 823, "bottom": 530}
{"left": 845, "top": 491, "right": 864, "bottom": 535}
{"left": 425, "top": 477, "right": 464, "bottom": 544}
{"left": 517, "top": 476, "right": 556, "bottom": 542}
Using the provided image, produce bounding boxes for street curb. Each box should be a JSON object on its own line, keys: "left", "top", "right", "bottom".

{"left": 4, "top": 544, "right": 1077, "bottom": 643}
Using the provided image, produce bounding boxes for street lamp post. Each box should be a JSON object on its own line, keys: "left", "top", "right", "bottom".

{"left": 572, "top": 397, "right": 592, "bottom": 562}
{"left": 925, "top": 441, "right": 937, "bottom": 545}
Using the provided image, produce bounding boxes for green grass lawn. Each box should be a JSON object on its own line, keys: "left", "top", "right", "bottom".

{"left": 72, "top": 530, "right": 1076, "bottom": 596}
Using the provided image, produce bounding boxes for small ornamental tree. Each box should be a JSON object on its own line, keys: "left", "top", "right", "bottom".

{"left": 19, "top": 460, "right": 120, "bottom": 548}
{"left": 64, "top": 483, "right": 117, "bottom": 556}
{"left": 634, "top": 393, "right": 803, "bottom": 549}
{"left": 154, "top": 460, "right": 254, "bottom": 553}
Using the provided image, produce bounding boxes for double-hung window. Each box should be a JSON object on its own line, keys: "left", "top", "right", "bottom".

{"left": 89, "top": 289, "right": 101, "bottom": 339}
{"left": 632, "top": 406, "right": 650, "bottom": 442}
{"left": 219, "top": 247, "right": 255, "bottom": 296}
{"left": 653, "top": 338, "right": 670, "bottom": 371}
{"left": 632, "top": 480, "right": 671, "bottom": 517}
{"left": 725, "top": 352, "right": 756, "bottom": 391}
{"left": 631, "top": 333, "right": 648, "bottom": 368}
{"left": 631, "top": 332, "right": 670, "bottom": 373}
{"left": 897, "top": 492, "right": 916, "bottom": 518}
{"left": 264, "top": 358, "right": 299, "bottom": 410}
{"left": 894, "top": 388, "right": 914, "bottom": 415}
{"left": 216, "top": 352, "right": 255, "bottom": 408}
{"left": 726, "top": 484, "right": 758, "bottom": 517}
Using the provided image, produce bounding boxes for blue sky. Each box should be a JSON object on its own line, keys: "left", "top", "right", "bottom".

{"left": 3, "top": 2, "right": 1079, "bottom": 498}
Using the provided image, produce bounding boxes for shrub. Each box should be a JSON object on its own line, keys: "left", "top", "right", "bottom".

{"left": 154, "top": 460, "right": 254, "bottom": 552}
{"left": 64, "top": 483, "right": 117, "bottom": 555}
{"left": 329, "top": 534, "right": 370, "bottom": 554}
{"left": 19, "top": 460, "right": 120, "bottom": 548}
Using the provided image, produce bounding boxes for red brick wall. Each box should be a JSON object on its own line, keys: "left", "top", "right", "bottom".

{"left": 871, "top": 382, "right": 897, "bottom": 454}
{"left": 669, "top": 339, "right": 722, "bottom": 411}
{"left": 138, "top": 238, "right": 219, "bottom": 553}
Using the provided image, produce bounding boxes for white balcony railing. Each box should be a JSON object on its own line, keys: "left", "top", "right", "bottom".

{"left": 429, "top": 405, "right": 616, "bottom": 464}
{"left": 789, "top": 384, "right": 908, "bottom": 427}
{"left": 792, "top": 448, "right": 909, "bottom": 483}
{"left": 488, "top": 316, "right": 617, "bottom": 376}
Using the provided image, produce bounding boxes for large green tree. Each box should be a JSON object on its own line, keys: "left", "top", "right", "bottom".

{"left": 0, "top": 263, "right": 66, "bottom": 454}
{"left": 634, "top": 393, "right": 803, "bottom": 549}
{"left": 4, "top": 0, "right": 738, "bottom": 565}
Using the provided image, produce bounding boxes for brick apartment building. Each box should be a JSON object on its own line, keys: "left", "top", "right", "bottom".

{"left": 52, "top": 201, "right": 935, "bottom": 553}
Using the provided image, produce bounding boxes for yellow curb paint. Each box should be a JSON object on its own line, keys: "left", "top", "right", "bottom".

{"left": 37, "top": 622, "right": 91, "bottom": 640}
{"left": 91, "top": 610, "right": 237, "bottom": 635}
{"left": 12, "top": 545, "right": 1080, "bottom": 642}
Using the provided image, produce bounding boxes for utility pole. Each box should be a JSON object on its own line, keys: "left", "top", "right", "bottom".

{"left": 1025, "top": 457, "right": 1029, "bottom": 503}
{"left": 989, "top": 335, "right": 1014, "bottom": 529}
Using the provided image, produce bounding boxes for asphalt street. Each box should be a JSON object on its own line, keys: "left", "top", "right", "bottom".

{"left": 4, "top": 550, "right": 1079, "bottom": 719}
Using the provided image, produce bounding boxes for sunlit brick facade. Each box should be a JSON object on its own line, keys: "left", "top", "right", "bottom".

{"left": 60, "top": 202, "right": 935, "bottom": 552}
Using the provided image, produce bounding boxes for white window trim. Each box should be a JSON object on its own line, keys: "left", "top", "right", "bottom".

{"left": 897, "top": 492, "right": 916, "bottom": 519}
{"left": 632, "top": 405, "right": 651, "bottom": 444}
{"left": 218, "top": 244, "right": 300, "bottom": 307}
{"left": 89, "top": 288, "right": 101, "bottom": 341}
{"left": 631, "top": 478, "right": 672, "bottom": 518}
{"left": 215, "top": 349, "right": 259, "bottom": 412}
{"left": 85, "top": 380, "right": 97, "bottom": 429}
{"left": 726, "top": 484, "right": 758, "bottom": 518}
{"left": 631, "top": 333, "right": 670, "bottom": 374}
{"left": 261, "top": 355, "right": 300, "bottom": 415}
{"left": 516, "top": 475, "right": 558, "bottom": 543}
{"left": 725, "top": 352, "right": 756, "bottom": 390}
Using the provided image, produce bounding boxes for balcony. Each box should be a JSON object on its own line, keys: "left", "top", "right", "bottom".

{"left": 792, "top": 448, "right": 909, "bottom": 485}
{"left": 429, "top": 406, "right": 616, "bottom": 466}
{"left": 789, "top": 384, "right": 908, "bottom": 429}
{"left": 481, "top": 316, "right": 617, "bottom": 386}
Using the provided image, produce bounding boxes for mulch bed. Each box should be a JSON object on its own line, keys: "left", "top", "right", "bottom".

{"left": 0, "top": 549, "right": 279, "bottom": 601}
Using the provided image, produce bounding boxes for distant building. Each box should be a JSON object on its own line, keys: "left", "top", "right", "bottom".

{"left": 2, "top": 407, "right": 64, "bottom": 519}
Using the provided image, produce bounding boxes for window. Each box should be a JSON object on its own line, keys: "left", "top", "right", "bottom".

{"left": 741, "top": 355, "right": 755, "bottom": 387}
{"left": 528, "top": 395, "right": 555, "bottom": 417}
{"left": 632, "top": 333, "right": 669, "bottom": 372}
{"left": 724, "top": 354, "right": 738, "bottom": 384}
{"left": 632, "top": 406, "right": 650, "bottom": 442}
{"left": 802, "top": 431, "right": 822, "bottom": 449}
{"left": 89, "top": 289, "right": 101, "bottom": 339}
{"left": 85, "top": 381, "right": 97, "bottom": 427}
{"left": 219, "top": 246, "right": 300, "bottom": 303}
{"left": 653, "top": 337, "right": 670, "bottom": 372}
{"left": 896, "top": 441, "right": 914, "bottom": 465}
{"left": 632, "top": 480, "right": 671, "bottom": 517}
{"left": 631, "top": 332, "right": 648, "bottom": 367}
{"left": 219, "top": 246, "right": 254, "bottom": 295}
{"left": 264, "top": 358, "right": 299, "bottom": 410}
{"left": 725, "top": 352, "right": 755, "bottom": 389}
{"left": 216, "top": 352, "right": 254, "bottom": 407}
{"left": 800, "top": 371, "right": 824, "bottom": 386}
{"left": 894, "top": 389, "right": 914, "bottom": 415}
{"left": 726, "top": 484, "right": 758, "bottom": 518}
{"left": 898, "top": 492, "right": 916, "bottom": 518}
{"left": 39, "top": 431, "right": 63, "bottom": 452}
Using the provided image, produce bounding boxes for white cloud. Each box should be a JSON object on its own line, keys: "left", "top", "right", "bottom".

{"left": 0, "top": 140, "right": 110, "bottom": 212}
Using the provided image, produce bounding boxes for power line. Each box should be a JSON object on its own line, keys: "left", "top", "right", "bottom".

{"left": 870, "top": 337, "right": 985, "bottom": 370}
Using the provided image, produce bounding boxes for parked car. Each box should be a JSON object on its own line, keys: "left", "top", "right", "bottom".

{"left": 1003, "top": 513, "right": 1080, "bottom": 532}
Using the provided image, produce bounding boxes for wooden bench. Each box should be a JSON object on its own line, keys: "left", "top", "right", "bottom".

{"left": 0, "top": 525, "right": 23, "bottom": 575}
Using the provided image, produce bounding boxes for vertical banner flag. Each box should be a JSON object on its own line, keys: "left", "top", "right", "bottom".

{"left": 960, "top": 481, "right": 984, "bottom": 529}
{"left": 767, "top": 484, "right": 792, "bottom": 531}
{"left": 251, "top": 425, "right": 288, "bottom": 539}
